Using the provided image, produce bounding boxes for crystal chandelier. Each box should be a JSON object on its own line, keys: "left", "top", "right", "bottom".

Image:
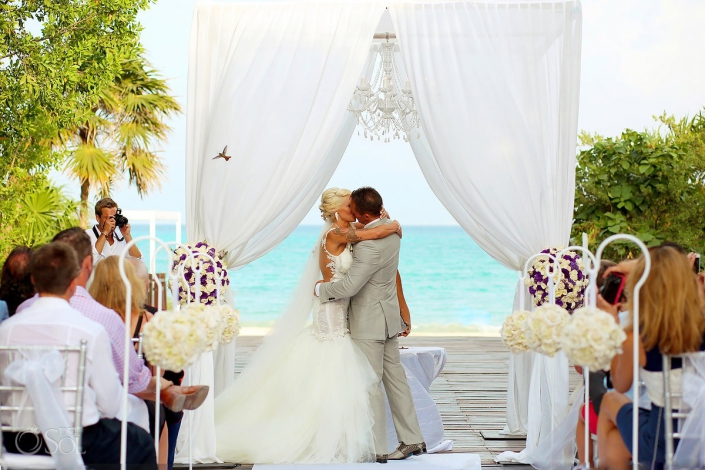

{"left": 348, "top": 35, "right": 420, "bottom": 143}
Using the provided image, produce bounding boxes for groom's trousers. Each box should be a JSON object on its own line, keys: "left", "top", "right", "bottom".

{"left": 354, "top": 335, "right": 424, "bottom": 454}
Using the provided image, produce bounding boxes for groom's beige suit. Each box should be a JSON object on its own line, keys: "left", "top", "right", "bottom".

{"left": 318, "top": 218, "right": 423, "bottom": 454}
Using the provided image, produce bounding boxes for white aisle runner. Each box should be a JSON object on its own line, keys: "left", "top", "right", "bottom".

{"left": 253, "top": 453, "right": 481, "bottom": 470}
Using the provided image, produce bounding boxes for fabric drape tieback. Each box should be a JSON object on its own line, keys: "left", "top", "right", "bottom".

{"left": 4, "top": 350, "right": 84, "bottom": 470}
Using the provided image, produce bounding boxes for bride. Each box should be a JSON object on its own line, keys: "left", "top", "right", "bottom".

{"left": 214, "top": 187, "right": 403, "bottom": 464}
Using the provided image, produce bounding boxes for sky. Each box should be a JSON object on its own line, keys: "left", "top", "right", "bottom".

{"left": 52, "top": 0, "right": 705, "bottom": 226}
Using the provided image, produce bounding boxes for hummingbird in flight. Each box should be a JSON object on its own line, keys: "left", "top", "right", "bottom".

{"left": 213, "top": 146, "right": 231, "bottom": 161}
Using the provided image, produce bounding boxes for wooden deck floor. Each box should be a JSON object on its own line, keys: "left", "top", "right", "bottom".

{"left": 177, "top": 335, "right": 580, "bottom": 469}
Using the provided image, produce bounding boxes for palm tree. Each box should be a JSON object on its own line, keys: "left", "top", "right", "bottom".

{"left": 59, "top": 53, "right": 181, "bottom": 228}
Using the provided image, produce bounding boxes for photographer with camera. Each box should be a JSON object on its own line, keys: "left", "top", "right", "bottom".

{"left": 86, "top": 198, "right": 142, "bottom": 265}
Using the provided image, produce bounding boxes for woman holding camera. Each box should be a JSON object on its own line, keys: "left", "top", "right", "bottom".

{"left": 597, "top": 246, "right": 705, "bottom": 469}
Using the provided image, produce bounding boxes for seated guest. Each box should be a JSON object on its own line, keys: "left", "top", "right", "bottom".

{"left": 89, "top": 256, "right": 153, "bottom": 353}
{"left": 0, "top": 242, "right": 156, "bottom": 467}
{"left": 128, "top": 257, "right": 185, "bottom": 470}
{"left": 16, "top": 229, "right": 208, "bottom": 414}
{"left": 90, "top": 257, "right": 174, "bottom": 464}
{"left": 597, "top": 246, "right": 705, "bottom": 470}
{"left": 87, "top": 197, "right": 142, "bottom": 265}
{"left": 0, "top": 246, "right": 34, "bottom": 317}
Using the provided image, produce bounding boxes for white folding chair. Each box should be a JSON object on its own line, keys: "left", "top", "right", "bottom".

{"left": 132, "top": 332, "right": 144, "bottom": 360}
{"left": 663, "top": 352, "right": 705, "bottom": 470}
{"left": 0, "top": 341, "right": 88, "bottom": 469}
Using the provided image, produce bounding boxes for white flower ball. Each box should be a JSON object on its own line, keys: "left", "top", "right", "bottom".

{"left": 219, "top": 305, "right": 240, "bottom": 344}
{"left": 524, "top": 304, "right": 570, "bottom": 356}
{"left": 142, "top": 310, "right": 207, "bottom": 371}
{"left": 182, "top": 303, "right": 223, "bottom": 351}
{"left": 560, "top": 307, "right": 627, "bottom": 371}
{"left": 501, "top": 310, "right": 531, "bottom": 353}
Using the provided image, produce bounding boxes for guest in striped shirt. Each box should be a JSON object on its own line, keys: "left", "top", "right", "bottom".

{"left": 16, "top": 229, "right": 208, "bottom": 414}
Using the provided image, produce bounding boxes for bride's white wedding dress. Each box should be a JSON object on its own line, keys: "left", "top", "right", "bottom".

{"left": 214, "top": 226, "right": 377, "bottom": 464}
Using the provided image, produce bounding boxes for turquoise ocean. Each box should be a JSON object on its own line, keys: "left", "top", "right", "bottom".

{"left": 130, "top": 224, "right": 517, "bottom": 333}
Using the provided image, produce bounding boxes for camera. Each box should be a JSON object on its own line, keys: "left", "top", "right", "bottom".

{"left": 694, "top": 254, "right": 701, "bottom": 274}
{"left": 600, "top": 273, "right": 626, "bottom": 305}
{"left": 113, "top": 209, "right": 129, "bottom": 229}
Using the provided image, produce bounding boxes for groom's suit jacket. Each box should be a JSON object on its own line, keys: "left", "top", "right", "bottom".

{"left": 318, "top": 218, "right": 404, "bottom": 340}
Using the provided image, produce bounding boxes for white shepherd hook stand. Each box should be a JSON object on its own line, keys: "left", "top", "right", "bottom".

{"left": 118, "top": 238, "right": 227, "bottom": 469}
{"left": 118, "top": 236, "right": 174, "bottom": 466}
{"left": 521, "top": 252, "right": 563, "bottom": 451}
{"left": 595, "top": 235, "right": 651, "bottom": 470}
{"left": 557, "top": 246, "right": 598, "bottom": 469}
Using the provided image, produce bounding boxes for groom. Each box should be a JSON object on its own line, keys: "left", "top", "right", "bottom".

{"left": 316, "top": 187, "right": 425, "bottom": 463}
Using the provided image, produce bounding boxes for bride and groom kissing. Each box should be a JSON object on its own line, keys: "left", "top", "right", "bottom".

{"left": 214, "top": 186, "right": 426, "bottom": 464}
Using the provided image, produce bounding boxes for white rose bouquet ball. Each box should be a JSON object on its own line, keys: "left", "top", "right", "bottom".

{"left": 560, "top": 307, "right": 627, "bottom": 371}
{"left": 524, "top": 304, "right": 570, "bottom": 356}
{"left": 219, "top": 305, "right": 240, "bottom": 344}
{"left": 501, "top": 310, "right": 531, "bottom": 353}
{"left": 182, "top": 303, "right": 225, "bottom": 352}
{"left": 142, "top": 310, "right": 207, "bottom": 371}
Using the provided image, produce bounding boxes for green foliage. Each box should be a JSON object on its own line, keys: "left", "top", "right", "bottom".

{"left": 57, "top": 52, "right": 181, "bottom": 227}
{"left": 572, "top": 112, "right": 705, "bottom": 260}
{"left": 0, "top": 0, "right": 152, "bottom": 175}
{"left": 0, "top": 171, "right": 78, "bottom": 258}
{"left": 0, "top": 0, "right": 157, "bottom": 256}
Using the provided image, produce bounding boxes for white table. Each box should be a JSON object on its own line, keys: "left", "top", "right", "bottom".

{"left": 384, "top": 346, "right": 453, "bottom": 454}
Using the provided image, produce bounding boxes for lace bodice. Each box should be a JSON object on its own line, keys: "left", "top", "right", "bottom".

{"left": 313, "top": 230, "right": 353, "bottom": 341}
{"left": 323, "top": 244, "right": 353, "bottom": 281}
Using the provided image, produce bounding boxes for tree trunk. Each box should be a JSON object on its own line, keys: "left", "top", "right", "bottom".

{"left": 78, "top": 126, "right": 91, "bottom": 229}
{"left": 80, "top": 179, "right": 90, "bottom": 229}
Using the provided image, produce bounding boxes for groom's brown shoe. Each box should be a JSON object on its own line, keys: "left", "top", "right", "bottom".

{"left": 375, "top": 454, "right": 388, "bottom": 464}
{"left": 387, "top": 442, "right": 426, "bottom": 460}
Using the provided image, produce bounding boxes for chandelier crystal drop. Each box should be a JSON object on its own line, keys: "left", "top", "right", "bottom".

{"left": 348, "top": 39, "right": 420, "bottom": 143}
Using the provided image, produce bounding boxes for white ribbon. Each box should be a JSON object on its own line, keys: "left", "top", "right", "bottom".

{"left": 4, "top": 350, "right": 84, "bottom": 470}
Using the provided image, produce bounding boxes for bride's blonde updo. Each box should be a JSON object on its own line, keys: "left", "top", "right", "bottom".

{"left": 319, "top": 187, "right": 351, "bottom": 222}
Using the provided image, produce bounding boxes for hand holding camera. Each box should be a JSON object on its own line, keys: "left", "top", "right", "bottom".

{"left": 600, "top": 273, "right": 626, "bottom": 305}
{"left": 597, "top": 272, "right": 626, "bottom": 321}
{"left": 101, "top": 216, "right": 117, "bottom": 236}
{"left": 114, "top": 209, "right": 132, "bottom": 239}
{"left": 113, "top": 209, "right": 129, "bottom": 229}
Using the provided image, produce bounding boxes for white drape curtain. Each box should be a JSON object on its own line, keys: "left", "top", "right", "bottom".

{"left": 185, "top": 1, "right": 386, "bottom": 269}
{"left": 388, "top": 0, "right": 582, "bottom": 451}
{"left": 184, "top": 1, "right": 384, "bottom": 462}
{"left": 185, "top": 0, "right": 583, "bottom": 462}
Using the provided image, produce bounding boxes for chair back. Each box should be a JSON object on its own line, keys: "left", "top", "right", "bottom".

{"left": 131, "top": 333, "right": 144, "bottom": 360}
{"left": 0, "top": 341, "right": 88, "bottom": 461}
{"left": 662, "top": 352, "right": 705, "bottom": 469}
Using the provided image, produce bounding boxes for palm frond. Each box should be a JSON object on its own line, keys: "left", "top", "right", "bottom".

{"left": 20, "top": 184, "right": 79, "bottom": 246}
{"left": 66, "top": 143, "right": 118, "bottom": 195}
{"left": 53, "top": 51, "right": 181, "bottom": 202}
{"left": 121, "top": 147, "right": 166, "bottom": 196}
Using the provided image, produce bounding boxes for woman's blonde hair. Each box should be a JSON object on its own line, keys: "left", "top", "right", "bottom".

{"left": 624, "top": 246, "right": 705, "bottom": 354}
{"left": 89, "top": 256, "right": 146, "bottom": 321}
{"left": 319, "top": 187, "right": 351, "bottom": 222}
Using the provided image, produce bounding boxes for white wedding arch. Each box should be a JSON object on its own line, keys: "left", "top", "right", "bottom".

{"left": 183, "top": 0, "right": 582, "bottom": 463}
